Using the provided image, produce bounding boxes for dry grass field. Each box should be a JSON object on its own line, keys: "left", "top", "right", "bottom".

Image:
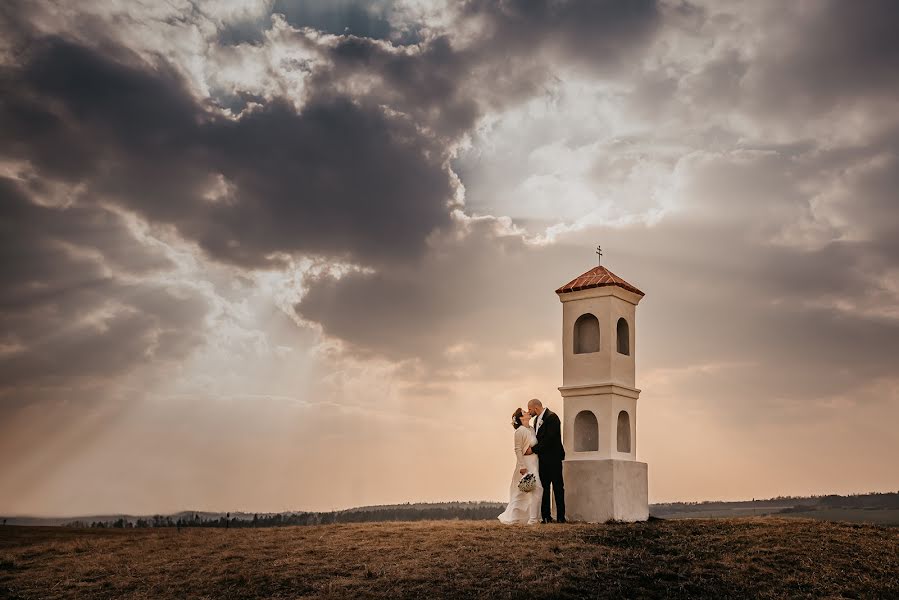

{"left": 1, "top": 518, "right": 897, "bottom": 599}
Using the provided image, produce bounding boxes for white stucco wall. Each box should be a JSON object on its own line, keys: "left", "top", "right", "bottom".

{"left": 563, "top": 459, "right": 649, "bottom": 522}
{"left": 559, "top": 286, "right": 641, "bottom": 389}
{"left": 560, "top": 385, "right": 638, "bottom": 461}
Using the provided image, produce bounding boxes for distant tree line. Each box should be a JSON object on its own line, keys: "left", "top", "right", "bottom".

{"left": 64, "top": 502, "right": 506, "bottom": 529}
{"left": 653, "top": 491, "right": 899, "bottom": 516}
{"left": 816, "top": 492, "right": 899, "bottom": 509}
{"left": 56, "top": 492, "right": 899, "bottom": 529}
{"left": 777, "top": 492, "right": 899, "bottom": 512}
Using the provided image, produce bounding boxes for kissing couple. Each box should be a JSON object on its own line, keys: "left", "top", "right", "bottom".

{"left": 498, "top": 398, "right": 566, "bottom": 525}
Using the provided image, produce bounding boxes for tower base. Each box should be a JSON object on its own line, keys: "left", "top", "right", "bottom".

{"left": 563, "top": 459, "right": 648, "bottom": 523}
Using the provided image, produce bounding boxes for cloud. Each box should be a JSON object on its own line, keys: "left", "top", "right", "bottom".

{"left": 459, "top": 0, "right": 661, "bottom": 70}
{"left": 744, "top": 1, "right": 899, "bottom": 115}
{"left": 0, "top": 176, "right": 209, "bottom": 406}
{"left": 663, "top": 1, "right": 899, "bottom": 143}
{"left": 0, "top": 33, "right": 457, "bottom": 269}
{"left": 0, "top": 0, "right": 673, "bottom": 388}
{"left": 295, "top": 214, "right": 559, "bottom": 366}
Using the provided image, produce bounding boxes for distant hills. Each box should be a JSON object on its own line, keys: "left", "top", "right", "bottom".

{"left": 650, "top": 491, "right": 899, "bottom": 523}
{"left": 2, "top": 491, "right": 897, "bottom": 528}
{"left": 0, "top": 502, "right": 507, "bottom": 528}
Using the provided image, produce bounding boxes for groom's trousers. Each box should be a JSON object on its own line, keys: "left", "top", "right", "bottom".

{"left": 539, "top": 459, "right": 565, "bottom": 522}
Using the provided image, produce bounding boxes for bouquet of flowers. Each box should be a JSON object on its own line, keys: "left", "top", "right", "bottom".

{"left": 517, "top": 472, "right": 537, "bottom": 493}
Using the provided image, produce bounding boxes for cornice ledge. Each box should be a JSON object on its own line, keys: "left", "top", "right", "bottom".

{"left": 558, "top": 383, "right": 641, "bottom": 398}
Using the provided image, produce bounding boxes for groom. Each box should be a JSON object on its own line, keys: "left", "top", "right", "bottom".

{"left": 528, "top": 398, "right": 566, "bottom": 523}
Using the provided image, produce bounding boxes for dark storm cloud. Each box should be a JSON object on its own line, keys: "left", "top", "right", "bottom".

{"left": 0, "top": 0, "right": 669, "bottom": 274}
{"left": 0, "top": 179, "right": 172, "bottom": 319}
{"left": 272, "top": 1, "right": 664, "bottom": 140}
{"left": 295, "top": 219, "right": 561, "bottom": 364}
{"left": 311, "top": 34, "right": 479, "bottom": 139}
{"left": 197, "top": 97, "right": 454, "bottom": 266}
{"left": 676, "top": 1, "right": 899, "bottom": 122}
{"left": 0, "top": 34, "right": 455, "bottom": 269}
{"left": 748, "top": 0, "right": 899, "bottom": 113}
{"left": 0, "top": 177, "right": 208, "bottom": 400}
{"left": 1, "top": 37, "right": 200, "bottom": 183}
{"left": 819, "top": 146, "right": 899, "bottom": 241}
{"left": 460, "top": 0, "right": 661, "bottom": 70}
{"left": 216, "top": 15, "right": 272, "bottom": 47}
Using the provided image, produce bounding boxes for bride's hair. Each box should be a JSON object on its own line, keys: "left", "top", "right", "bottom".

{"left": 512, "top": 407, "right": 524, "bottom": 429}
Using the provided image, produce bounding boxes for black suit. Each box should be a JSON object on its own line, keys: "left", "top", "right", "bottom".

{"left": 532, "top": 408, "right": 566, "bottom": 522}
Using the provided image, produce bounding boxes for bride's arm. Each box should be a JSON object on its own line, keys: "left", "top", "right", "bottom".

{"left": 523, "top": 428, "right": 534, "bottom": 455}
{"left": 514, "top": 428, "right": 528, "bottom": 474}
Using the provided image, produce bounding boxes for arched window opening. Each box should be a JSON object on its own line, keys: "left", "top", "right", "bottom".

{"left": 616, "top": 317, "right": 630, "bottom": 355}
{"left": 574, "top": 313, "right": 600, "bottom": 354}
{"left": 574, "top": 410, "right": 599, "bottom": 452}
{"left": 616, "top": 410, "right": 631, "bottom": 453}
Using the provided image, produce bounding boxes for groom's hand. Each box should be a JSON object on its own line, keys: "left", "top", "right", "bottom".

{"left": 524, "top": 447, "right": 533, "bottom": 455}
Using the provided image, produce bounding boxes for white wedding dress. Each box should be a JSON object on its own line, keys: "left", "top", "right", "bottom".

{"left": 498, "top": 425, "right": 543, "bottom": 525}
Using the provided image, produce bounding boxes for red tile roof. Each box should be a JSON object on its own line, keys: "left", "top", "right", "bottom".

{"left": 555, "top": 265, "right": 645, "bottom": 296}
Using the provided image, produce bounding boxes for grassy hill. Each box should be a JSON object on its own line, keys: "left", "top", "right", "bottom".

{"left": 1, "top": 518, "right": 897, "bottom": 599}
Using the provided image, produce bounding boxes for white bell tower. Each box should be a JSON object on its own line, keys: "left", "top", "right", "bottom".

{"left": 556, "top": 250, "right": 649, "bottom": 522}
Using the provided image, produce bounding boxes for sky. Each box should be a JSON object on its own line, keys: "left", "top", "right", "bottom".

{"left": 1, "top": 0, "right": 897, "bottom": 517}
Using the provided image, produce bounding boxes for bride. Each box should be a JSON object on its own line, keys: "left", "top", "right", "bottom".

{"left": 498, "top": 407, "right": 543, "bottom": 525}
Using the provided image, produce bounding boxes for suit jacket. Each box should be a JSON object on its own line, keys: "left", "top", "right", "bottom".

{"left": 532, "top": 408, "right": 565, "bottom": 462}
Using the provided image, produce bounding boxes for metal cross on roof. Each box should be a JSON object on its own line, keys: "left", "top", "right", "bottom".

{"left": 596, "top": 245, "right": 602, "bottom": 265}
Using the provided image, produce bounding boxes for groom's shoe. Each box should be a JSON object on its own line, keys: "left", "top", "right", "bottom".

{"left": 557, "top": 518, "right": 567, "bottom": 524}
{"left": 541, "top": 517, "right": 555, "bottom": 524}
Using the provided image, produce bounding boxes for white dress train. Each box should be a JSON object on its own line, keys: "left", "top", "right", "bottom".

{"left": 498, "top": 425, "right": 543, "bottom": 525}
